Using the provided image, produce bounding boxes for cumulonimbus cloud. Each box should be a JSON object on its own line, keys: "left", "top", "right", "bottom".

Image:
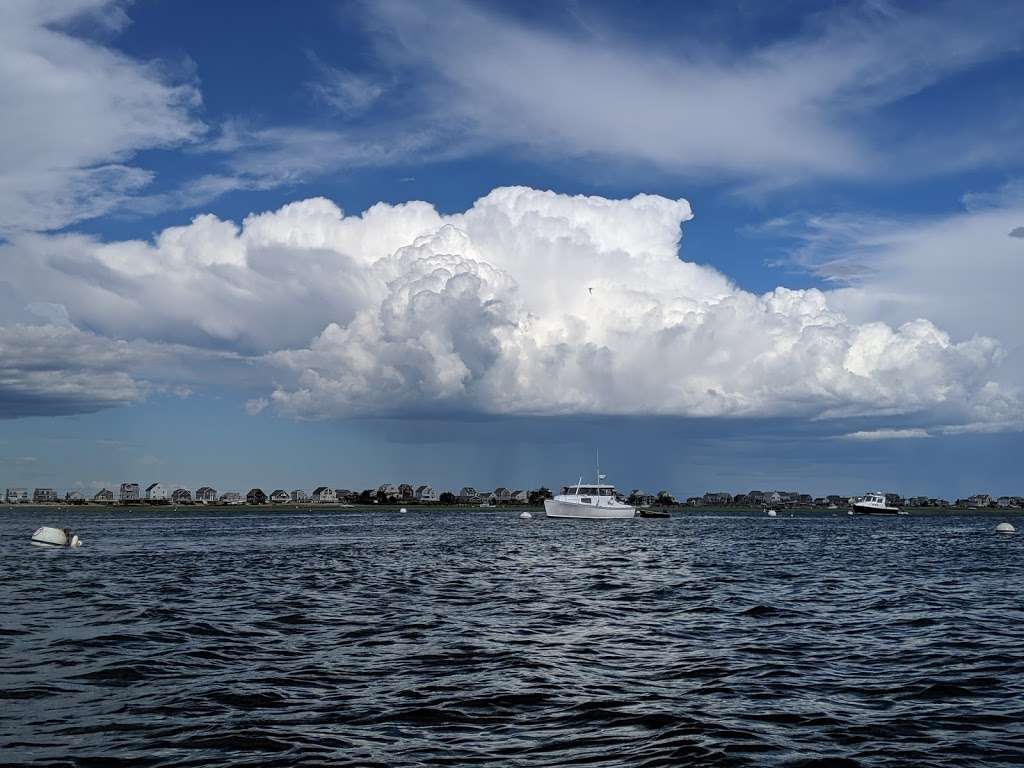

{"left": 1, "top": 186, "right": 1016, "bottom": 429}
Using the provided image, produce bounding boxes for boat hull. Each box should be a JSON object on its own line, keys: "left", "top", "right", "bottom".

{"left": 544, "top": 499, "right": 636, "bottom": 519}
{"left": 849, "top": 504, "right": 903, "bottom": 516}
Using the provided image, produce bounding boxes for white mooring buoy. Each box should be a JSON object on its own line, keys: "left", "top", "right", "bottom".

{"left": 30, "top": 527, "right": 82, "bottom": 548}
{"left": 996, "top": 522, "right": 1016, "bottom": 534}
{"left": 400, "top": 507, "right": 408, "bottom": 514}
{"left": 519, "top": 511, "right": 532, "bottom": 519}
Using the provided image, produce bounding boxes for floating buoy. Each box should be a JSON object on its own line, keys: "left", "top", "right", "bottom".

{"left": 766, "top": 509, "right": 777, "bottom": 517}
{"left": 996, "top": 522, "right": 1016, "bottom": 534}
{"left": 400, "top": 507, "right": 407, "bottom": 514}
{"left": 519, "top": 511, "right": 532, "bottom": 519}
{"left": 31, "top": 527, "right": 81, "bottom": 548}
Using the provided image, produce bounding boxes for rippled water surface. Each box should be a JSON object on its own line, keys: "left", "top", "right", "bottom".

{"left": 2, "top": 506, "right": 1023, "bottom": 767}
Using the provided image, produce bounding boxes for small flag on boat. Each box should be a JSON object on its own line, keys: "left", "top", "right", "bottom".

{"left": 598, "top": 473, "right": 606, "bottom": 480}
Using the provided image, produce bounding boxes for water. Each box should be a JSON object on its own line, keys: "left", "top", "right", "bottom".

{"left": 2, "top": 506, "right": 1023, "bottom": 767}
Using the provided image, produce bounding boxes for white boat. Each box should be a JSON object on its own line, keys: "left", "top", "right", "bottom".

{"left": 545, "top": 472, "right": 636, "bottom": 519}
{"left": 849, "top": 492, "right": 905, "bottom": 516}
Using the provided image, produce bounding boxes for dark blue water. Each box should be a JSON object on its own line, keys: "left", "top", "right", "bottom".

{"left": 1, "top": 507, "right": 1023, "bottom": 767}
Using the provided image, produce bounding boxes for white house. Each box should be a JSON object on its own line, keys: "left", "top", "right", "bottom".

{"left": 291, "top": 489, "right": 308, "bottom": 502}
{"left": 145, "top": 482, "right": 167, "bottom": 501}
{"left": 270, "top": 489, "right": 290, "bottom": 503}
{"left": 5, "top": 488, "right": 28, "bottom": 503}
{"left": 220, "top": 491, "right": 243, "bottom": 504}
{"left": 312, "top": 486, "right": 337, "bottom": 503}
{"left": 195, "top": 486, "right": 217, "bottom": 503}
{"left": 415, "top": 484, "right": 439, "bottom": 502}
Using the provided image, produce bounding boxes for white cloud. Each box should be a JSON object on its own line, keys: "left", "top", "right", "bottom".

{"left": 841, "top": 428, "right": 931, "bottom": 441}
{"left": 307, "top": 55, "right": 385, "bottom": 115}
{"left": 3, "top": 185, "right": 1013, "bottom": 429}
{"left": 245, "top": 397, "right": 269, "bottom": 416}
{"left": 364, "top": 0, "right": 1024, "bottom": 183}
{"left": 0, "top": 0, "right": 203, "bottom": 233}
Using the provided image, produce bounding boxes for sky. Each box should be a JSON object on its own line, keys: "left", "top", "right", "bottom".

{"left": 2, "top": 0, "right": 1024, "bottom": 499}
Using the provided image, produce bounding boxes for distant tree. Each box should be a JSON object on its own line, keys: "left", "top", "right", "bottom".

{"left": 656, "top": 491, "right": 676, "bottom": 506}
{"left": 528, "top": 487, "right": 553, "bottom": 504}
{"left": 358, "top": 489, "right": 374, "bottom": 504}
{"left": 439, "top": 492, "right": 455, "bottom": 504}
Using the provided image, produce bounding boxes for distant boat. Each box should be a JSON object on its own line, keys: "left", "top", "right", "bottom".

{"left": 849, "top": 492, "right": 905, "bottom": 516}
{"left": 638, "top": 508, "right": 670, "bottom": 519}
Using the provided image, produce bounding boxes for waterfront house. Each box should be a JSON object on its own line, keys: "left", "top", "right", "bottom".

{"left": 220, "top": 491, "right": 243, "bottom": 504}
{"left": 65, "top": 491, "right": 85, "bottom": 503}
{"left": 703, "top": 492, "right": 733, "bottom": 505}
{"left": 334, "top": 489, "right": 357, "bottom": 503}
{"left": 398, "top": 483, "right": 414, "bottom": 500}
{"left": 967, "top": 493, "right": 992, "bottom": 507}
{"left": 195, "top": 486, "right": 217, "bottom": 504}
{"left": 511, "top": 489, "right": 529, "bottom": 503}
{"left": 270, "top": 489, "right": 290, "bottom": 503}
{"left": 291, "top": 489, "right": 308, "bottom": 502}
{"left": 5, "top": 488, "right": 29, "bottom": 503}
{"left": 145, "top": 483, "right": 167, "bottom": 501}
{"left": 93, "top": 488, "right": 114, "bottom": 503}
{"left": 492, "top": 487, "right": 512, "bottom": 504}
{"left": 119, "top": 482, "right": 140, "bottom": 502}
{"left": 996, "top": 496, "right": 1018, "bottom": 508}
{"left": 33, "top": 488, "right": 58, "bottom": 503}
{"left": 628, "top": 490, "right": 657, "bottom": 507}
{"left": 377, "top": 483, "right": 399, "bottom": 500}
{"left": 171, "top": 488, "right": 192, "bottom": 504}
{"left": 458, "top": 487, "right": 481, "bottom": 503}
{"left": 246, "top": 488, "right": 267, "bottom": 505}
{"left": 415, "top": 484, "right": 439, "bottom": 502}
{"left": 312, "top": 486, "right": 337, "bottom": 504}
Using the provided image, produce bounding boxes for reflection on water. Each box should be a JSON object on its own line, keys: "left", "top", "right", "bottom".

{"left": 1, "top": 507, "right": 1023, "bottom": 766}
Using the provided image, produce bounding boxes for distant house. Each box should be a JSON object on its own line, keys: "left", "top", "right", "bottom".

{"left": 312, "top": 487, "right": 337, "bottom": 504}
{"left": 171, "top": 488, "right": 193, "bottom": 504}
{"left": 93, "top": 488, "right": 114, "bottom": 503}
{"left": 334, "top": 489, "right": 356, "bottom": 503}
{"left": 5, "top": 488, "right": 29, "bottom": 503}
{"left": 458, "top": 487, "right": 481, "bottom": 503}
{"left": 511, "top": 489, "right": 529, "bottom": 503}
{"left": 747, "top": 491, "right": 767, "bottom": 505}
{"left": 270, "top": 489, "right": 290, "bottom": 503}
{"left": 996, "top": 496, "right": 1018, "bottom": 508}
{"left": 33, "top": 488, "right": 58, "bottom": 503}
{"left": 195, "top": 486, "right": 217, "bottom": 504}
{"left": 220, "top": 491, "right": 243, "bottom": 504}
{"left": 968, "top": 493, "right": 992, "bottom": 507}
{"left": 291, "top": 489, "right": 308, "bottom": 502}
{"left": 145, "top": 483, "right": 167, "bottom": 501}
{"left": 797, "top": 494, "right": 813, "bottom": 505}
{"left": 827, "top": 495, "right": 845, "bottom": 506}
{"left": 398, "top": 483, "right": 414, "bottom": 500}
{"left": 492, "top": 487, "right": 512, "bottom": 504}
{"left": 246, "top": 488, "right": 267, "bottom": 505}
{"left": 65, "top": 491, "right": 85, "bottom": 503}
{"left": 628, "top": 490, "right": 656, "bottom": 507}
{"left": 119, "top": 482, "right": 140, "bottom": 502}
{"left": 377, "top": 483, "right": 399, "bottom": 500}
{"left": 415, "top": 485, "right": 439, "bottom": 502}
{"left": 702, "top": 492, "right": 732, "bottom": 505}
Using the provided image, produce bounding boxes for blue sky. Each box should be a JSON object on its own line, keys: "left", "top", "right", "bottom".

{"left": 2, "top": 0, "right": 1023, "bottom": 498}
